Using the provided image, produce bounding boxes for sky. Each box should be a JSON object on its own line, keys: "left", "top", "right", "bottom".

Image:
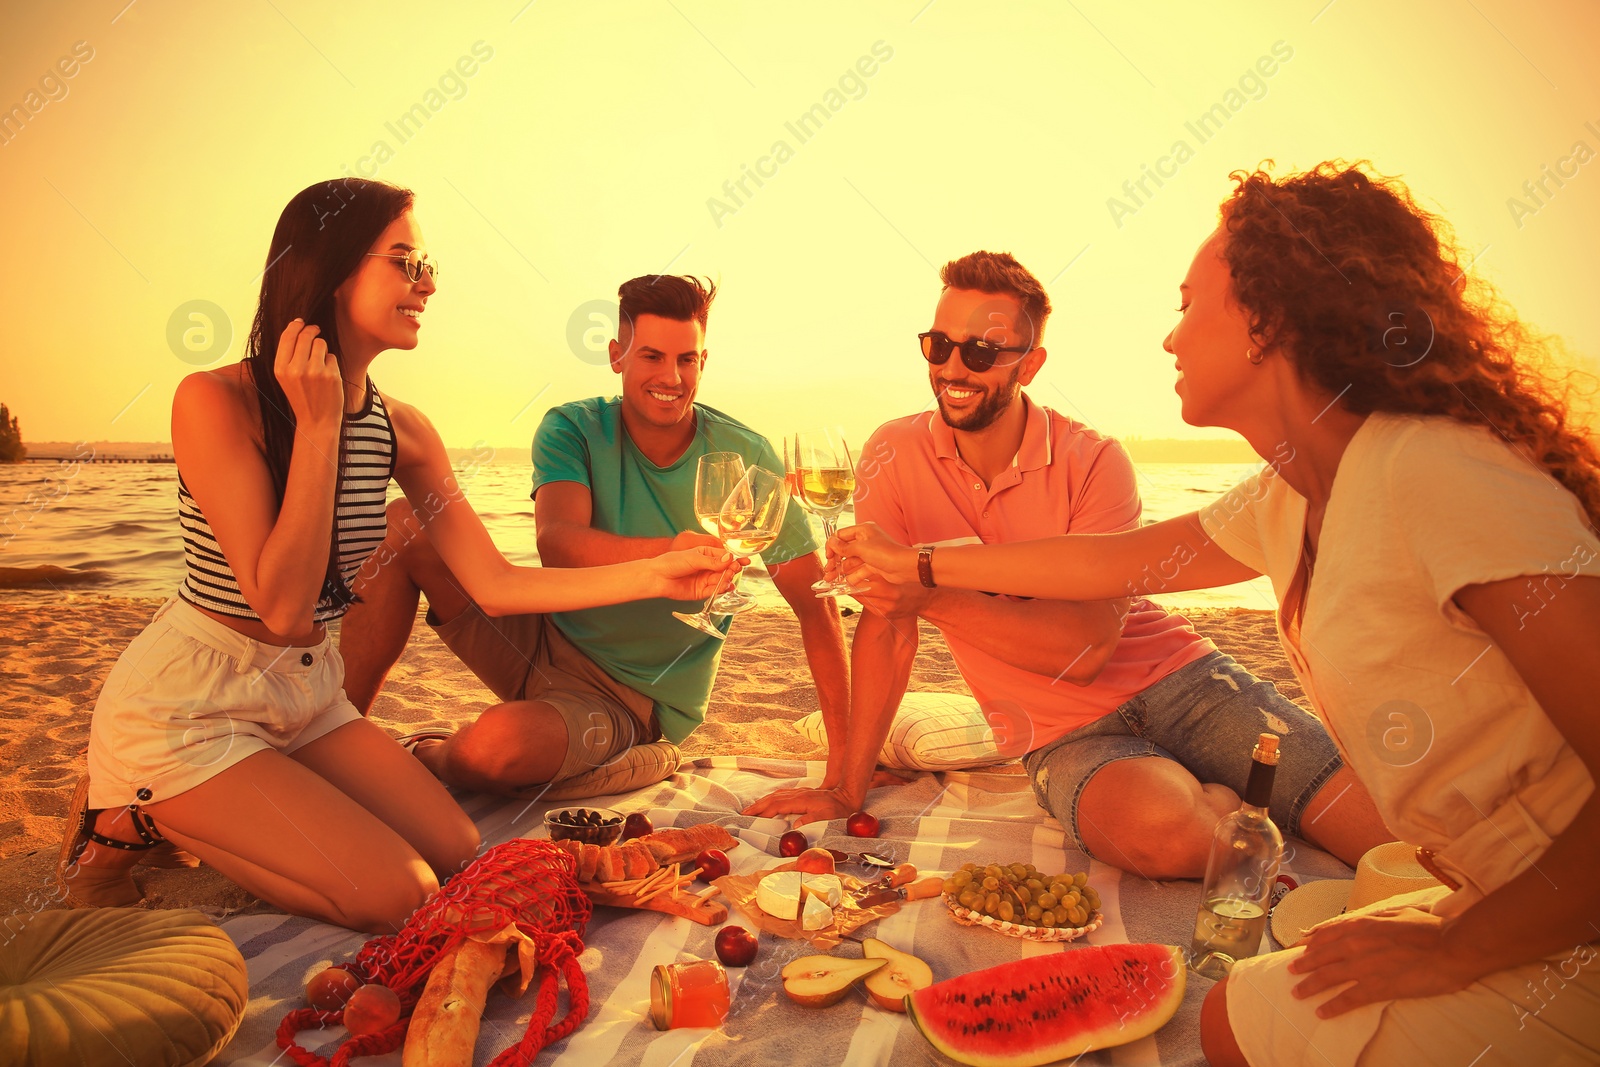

{"left": 2, "top": 0, "right": 1597, "bottom": 453}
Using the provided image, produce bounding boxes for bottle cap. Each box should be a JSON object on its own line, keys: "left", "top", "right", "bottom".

{"left": 1253, "top": 733, "right": 1280, "bottom": 766}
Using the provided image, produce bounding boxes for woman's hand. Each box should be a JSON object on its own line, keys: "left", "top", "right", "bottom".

{"left": 653, "top": 545, "right": 741, "bottom": 601}
{"left": 1286, "top": 907, "right": 1485, "bottom": 1017}
{"left": 827, "top": 522, "right": 919, "bottom": 586}
{"left": 273, "top": 318, "right": 344, "bottom": 434}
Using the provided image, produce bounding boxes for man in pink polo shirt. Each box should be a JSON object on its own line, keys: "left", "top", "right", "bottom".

{"left": 748, "top": 251, "right": 1387, "bottom": 877}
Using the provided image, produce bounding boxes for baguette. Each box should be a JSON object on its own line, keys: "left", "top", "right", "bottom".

{"left": 578, "top": 842, "right": 600, "bottom": 882}
{"left": 402, "top": 938, "right": 508, "bottom": 1067}
{"left": 562, "top": 825, "right": 740, "bottom": 888}
{"left": 620, "top": 841, "right": 655, "bottom": 880}
{"left": 595, "top": 846, "right": 622, "bottom": 884}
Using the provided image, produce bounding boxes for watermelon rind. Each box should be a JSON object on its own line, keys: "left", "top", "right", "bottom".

{"left": 904, "top": 944, "right": 1185, "bottom": 1067}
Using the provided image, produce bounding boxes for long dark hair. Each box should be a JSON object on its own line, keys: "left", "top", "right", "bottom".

{"left": 244, "top": 178, "right": 415, "bottom": 612}
{"left": 1219, "top": 160, "right": 1600, "bottom": 528}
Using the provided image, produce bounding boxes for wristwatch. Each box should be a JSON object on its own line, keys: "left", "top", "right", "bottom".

{"left": 917, "top": 545, "right": 936, "bottom": 588}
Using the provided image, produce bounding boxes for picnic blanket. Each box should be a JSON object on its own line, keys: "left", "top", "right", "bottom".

{"left": 215, "top": 755, "right": 1352, "bottom": 1066}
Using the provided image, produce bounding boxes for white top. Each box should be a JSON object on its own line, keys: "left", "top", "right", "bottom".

{"left": 1200, "top": 412, "right": 1598, "bottom": 916}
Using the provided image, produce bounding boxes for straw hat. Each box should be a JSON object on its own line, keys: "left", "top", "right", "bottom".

{"left": 1270, "top": 841, "right": 1443, "bottom": 948}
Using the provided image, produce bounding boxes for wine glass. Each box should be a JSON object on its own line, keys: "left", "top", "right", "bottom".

{"left": 785, "top": 429, "right": 857, "bottom": 597}
{"left": 692, "top": 452, "right": 754, "bottom": 615}
{"left": 673, "top": 466, "right": 789, "bottom": 639}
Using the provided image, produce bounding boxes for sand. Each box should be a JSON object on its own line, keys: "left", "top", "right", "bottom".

{"left": 0, "top": 595, "right": 1300, "bottom": 916}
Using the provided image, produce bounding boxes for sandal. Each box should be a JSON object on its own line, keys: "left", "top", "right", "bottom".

{"left": 396, "top": 729, "right": 454, "bottom": 754}
{"left": 55, "top": 775, "right": 195, "bottom": 909}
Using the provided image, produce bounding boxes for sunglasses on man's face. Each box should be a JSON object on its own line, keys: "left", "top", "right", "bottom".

{"left": 365, "top": 248, "right": 439, "bottom": 283}
{"left": 918, "top": 330, "right": 1032, "bottom": 373}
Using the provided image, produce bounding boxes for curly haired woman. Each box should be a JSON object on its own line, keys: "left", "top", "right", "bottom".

{"left": 832, "top": 162, "right": 1600, "bottom": 1065}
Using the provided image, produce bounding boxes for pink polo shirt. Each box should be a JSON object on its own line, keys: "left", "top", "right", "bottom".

{"left": 855, "top": 394, "right": 1215, "bottom": 753}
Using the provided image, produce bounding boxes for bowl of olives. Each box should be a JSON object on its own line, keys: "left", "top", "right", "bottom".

{"left": 544, "top": 806, "right": 625, "bottom": 846}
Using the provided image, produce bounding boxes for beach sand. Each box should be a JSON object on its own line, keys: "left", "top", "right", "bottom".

{"left": 0, "top": 595, "right": 1300, "bottom": 916}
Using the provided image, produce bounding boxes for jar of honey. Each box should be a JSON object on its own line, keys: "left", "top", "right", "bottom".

{"left": 649, "top": 958, "right": 730, "bottom": 1030}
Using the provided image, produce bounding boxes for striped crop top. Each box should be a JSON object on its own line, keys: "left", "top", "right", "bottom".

{"left": 177, "top": 379, "right": 396, "bottom": 623}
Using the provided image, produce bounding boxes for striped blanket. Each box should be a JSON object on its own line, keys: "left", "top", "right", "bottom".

{"left": 216, "top": 756, "right": 1352, "bottom": 1066}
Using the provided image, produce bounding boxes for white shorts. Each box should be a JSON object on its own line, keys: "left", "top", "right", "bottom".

{"left": 1228, "top": 886, "right": 1600, "bottom": 1067}
{"left": 86, "top": 598, "right": 363, "bottom": 809}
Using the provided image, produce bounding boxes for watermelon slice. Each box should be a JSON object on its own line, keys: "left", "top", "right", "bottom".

{"left": 905, "top": 943, "right": 1185, "bottom": 1066}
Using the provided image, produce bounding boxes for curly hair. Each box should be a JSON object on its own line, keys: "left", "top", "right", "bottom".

{"left": 1218, "top": 160, "right": 1600, "bottom": 529}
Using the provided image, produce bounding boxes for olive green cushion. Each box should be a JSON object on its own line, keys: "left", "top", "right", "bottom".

{"left": 0, "top": 907, "right": 248, "bottom": 1067}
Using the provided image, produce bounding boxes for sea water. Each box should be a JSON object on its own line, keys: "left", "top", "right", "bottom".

{"left": 1, "top": 460, "right": 1276, "bottom": 609}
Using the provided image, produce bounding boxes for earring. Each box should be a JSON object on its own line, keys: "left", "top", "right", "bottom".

{"left": 1246, "top": 347, "right": 1264, "bottom": 365}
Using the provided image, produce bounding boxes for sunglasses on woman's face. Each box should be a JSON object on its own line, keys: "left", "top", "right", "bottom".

{"left": 365, "top": 248, "right": 438, "bottom": 283}
{"left": 918, "top": 330, "right": 1032, "bottom": 373}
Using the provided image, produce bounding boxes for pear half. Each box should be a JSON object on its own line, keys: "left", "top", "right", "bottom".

{"left": 862, "top": 938, "right": 934, "bottom": 1012}
{"left": 781, "top": 955, "right": 888, "bottom": 1008}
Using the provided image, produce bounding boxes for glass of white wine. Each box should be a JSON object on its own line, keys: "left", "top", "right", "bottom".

{"left": 786, "top": 429, "right": 857, "bottom": 597}
{"left": 673, "top": 466, "right": 789, "bottom": 638}
{"left": 692, "top": 452, "right": 755, "bottom": 615}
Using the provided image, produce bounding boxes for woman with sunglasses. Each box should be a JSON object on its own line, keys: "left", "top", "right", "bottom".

{"left": 832, "top": 163, "right": 1600, "bottom": 1065}
{"left": 57, "top": 179, "right": 734, "bottom": 932}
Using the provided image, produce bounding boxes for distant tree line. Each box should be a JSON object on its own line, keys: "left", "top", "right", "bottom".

{"left": 0, "top": 403, "right": 26, "bottom": 463}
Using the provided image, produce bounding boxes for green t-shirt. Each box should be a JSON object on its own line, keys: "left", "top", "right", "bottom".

{"left": 530, "top": 397, "right": 818, "bottom": 743}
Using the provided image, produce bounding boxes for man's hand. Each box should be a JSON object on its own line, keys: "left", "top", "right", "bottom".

{"left": 830, "top": 522, "right": 919, "bottom": 585}
{"left": 670, "top": 529, "right": 724, "bottom": 553}
{"left": 743, "top": 786, "right": 854, "bottom": 827}
{"left": 849, "top": 569, "right": 935, "bottom": 620}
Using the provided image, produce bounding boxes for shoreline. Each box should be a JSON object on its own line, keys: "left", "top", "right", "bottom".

{"left": 0, "top": 595, "right": 1297, "bottom": 917}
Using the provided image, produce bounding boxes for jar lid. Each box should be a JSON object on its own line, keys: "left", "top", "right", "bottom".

{"left": 648, "top": 964, "right": 673, "bottom": 1031}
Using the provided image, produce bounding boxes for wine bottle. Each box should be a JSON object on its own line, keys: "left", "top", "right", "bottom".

{"left": 1188, "top": 732, "right": 1284, "bottom": 979}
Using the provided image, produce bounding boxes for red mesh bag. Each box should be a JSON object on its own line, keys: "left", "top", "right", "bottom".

{"left": 276, "top": 838, "right": 593, "bottom": 1067}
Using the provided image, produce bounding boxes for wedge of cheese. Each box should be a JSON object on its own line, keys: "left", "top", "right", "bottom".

{"left": 756, "top": 871, "right": 804, "bottom": 920}
{"left": 801, "top": 891, "right": 833, "bottom": 931}
{"left": 800, "top": 873, "right": 843, "bottom": 907}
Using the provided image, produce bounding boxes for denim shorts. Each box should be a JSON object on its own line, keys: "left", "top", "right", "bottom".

{"left": 1023, "top": 650, "right": 1342, "bottom": 855}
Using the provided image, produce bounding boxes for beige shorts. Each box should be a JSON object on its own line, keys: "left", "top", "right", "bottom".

{"left": 1228, "top": 885, "right": 1600, "bottom": 1067}
{"left": 429, "top": 605, "right": 659, "bottom": 783}
{"left": 86, "top": 598, "right": 363, "bottom": 809}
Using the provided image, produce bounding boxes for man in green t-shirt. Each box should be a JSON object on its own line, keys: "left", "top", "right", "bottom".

{"left": 341, "top": 275, "right": 849, "bottom": 801}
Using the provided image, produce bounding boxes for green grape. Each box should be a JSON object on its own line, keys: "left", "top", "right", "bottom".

{"left": 1025, "top": 878, "right": 1044, "bottom": 892}
{"left": 1024, "top": 864, "right": 1038, "bottom": 875}
{"left": 985, "top": 892, "right": 1001, "bottom": 914}
{"left": 1073, "top": 872, "right": 1088, "bottom": 888}
{"left": 942, "top": 878, "right": 960, "bottom": 895}
{"left": 1008, "top": 864, "right": 1028, "bottom": 880}
{"left": 998, "top": 901, "right": 1015, "bottom": 922}
{"left": 1061, "top": 889, "right": 1081, "bottom": 909}
{"left": 1040, "top": 910, "right": 1057, "bottom": 927}
{"left": 1037, "top": 892, "right": 1057, "bottom": 911}
{"left": 959, "top": 890, "right": 980, "bottom": 910}
{"left": 1026, "top": 903, "right": 1042, "bottom": 922}
{"left": 984, "top": 864, "right": 1002, "bottom": 878}
{"left": 1014, "top": 885, "right": 1031, "bottom": 904}
{"left": 982, "top": 876, "right": 999, "bottom": 892}
{"left": 951, "top": 870, "right": 972, "bottom": 888}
